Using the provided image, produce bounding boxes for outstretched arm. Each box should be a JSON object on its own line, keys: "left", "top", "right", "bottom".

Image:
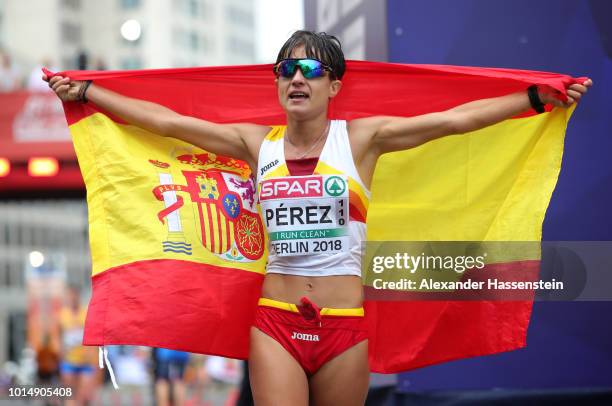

{"left": 44, "top": 75, "right": 268, "bottom": 168}
{"left": 360, "top": 80, "right": 592, "bottom": 155}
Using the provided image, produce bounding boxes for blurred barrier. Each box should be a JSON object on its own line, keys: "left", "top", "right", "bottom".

{"left": 0, "top": 91, "right": 82, "bottom": 192}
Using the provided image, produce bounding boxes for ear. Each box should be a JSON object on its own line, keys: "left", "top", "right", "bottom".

{"left": 328, "top": 79, "right": 342, "bottom": 99}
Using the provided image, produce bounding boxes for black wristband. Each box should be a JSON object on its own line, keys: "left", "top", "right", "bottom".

{"left": 527, "top": 84, "right": 545, "bottom": 114}
{"left": 78, "top": 80, "right": 92, "bottom": 104}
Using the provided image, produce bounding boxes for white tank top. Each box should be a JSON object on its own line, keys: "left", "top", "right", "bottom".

{"left": 256, "top": 120, "right": 371, "bottom": 277}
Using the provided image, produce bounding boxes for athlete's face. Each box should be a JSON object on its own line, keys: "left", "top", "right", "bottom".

{"left": 276, "top": 46, "right": 342, "bottom": 120}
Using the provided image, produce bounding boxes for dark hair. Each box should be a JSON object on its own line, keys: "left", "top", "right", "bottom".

{"left": 275, "top": 30, "right": 346, "bottom": 80}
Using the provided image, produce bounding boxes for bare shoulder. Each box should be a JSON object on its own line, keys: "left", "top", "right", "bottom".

{"left": 232, "top": 122, "right": 272, "bottom": 149}
{"left": 347, "top": 116, "right": 390, "bottom": 135}
{"left": 347, "top": 116, "right": 393, "bottom": 138}
{"left": 346, "top": 116, "right": 394, "bottom": 151}
{"left": 232, "top": 123, "right": 272, "bottom": 168}
{"left": 233, "top": 123, "right": 272, "bottom": 138}
{"left": 346, "top": 117, "right": 393, "bottom": 187}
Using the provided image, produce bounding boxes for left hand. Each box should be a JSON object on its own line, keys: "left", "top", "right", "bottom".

{"left": 539, "top": 78, "right": 593, "bottom": 107}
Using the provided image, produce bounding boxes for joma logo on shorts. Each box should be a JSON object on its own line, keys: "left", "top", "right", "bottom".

{"left": 291, "top": 331, "right": 320, "bottom": 342}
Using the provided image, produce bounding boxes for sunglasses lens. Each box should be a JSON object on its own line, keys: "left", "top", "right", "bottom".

{"left": 298, "top": 60, "right": 324, "bottom": 79}
{"left": 278, "top": 60, "right": 298, "bottom": 77}
{"left": 277, "top": 59, "right": 326, "bottom": 79}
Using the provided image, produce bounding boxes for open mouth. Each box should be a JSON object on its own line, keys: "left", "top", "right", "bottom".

{"left": 288, "top": 91, "right": 309, "bottom": 100}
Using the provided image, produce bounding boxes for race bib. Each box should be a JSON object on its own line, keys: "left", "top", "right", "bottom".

{"left": 259, "top": 175, "right": 349, "bottom": 256}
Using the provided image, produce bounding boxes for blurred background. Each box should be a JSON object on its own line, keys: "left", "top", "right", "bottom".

{"left": 0, "top": 0, "right": 610, "bottom": 405}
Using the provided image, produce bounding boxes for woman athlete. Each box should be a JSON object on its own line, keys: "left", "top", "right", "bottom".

{"left": 45, "top": 31, "right": 591, "bottom": 405}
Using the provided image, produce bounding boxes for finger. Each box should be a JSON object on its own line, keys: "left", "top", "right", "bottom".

{"left": 56, "top": 84, "right": 70, "bottom": 94}
{"left": 567, "top": 89, "right": 582, "bottom": 100}
{"left": 554, "top": 97, "right": 574, "bottom": 108}
{"left": 49, "top": 76, "right": 68, "bottom": 88}
{"left": 49, "top": 76, "right": 62, "bottom": 86}
{"left": 52, "top": 79, "right": 68, "bottom": 92}
{"left": 568, "top": 83, "right": 587, "bottom": 93}
{"left": 51, "top": 77, "right": 70, "bottom": 92}
{"left": 550, "top": 99, "right": 564, "bottom": 108}
{"left": 584, "top": 78, "right": 593, "bottom": 87}
{"left": 42, "top": 74, "right": 48, "bottom": 82}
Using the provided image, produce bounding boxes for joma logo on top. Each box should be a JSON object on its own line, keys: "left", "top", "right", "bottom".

{"left": 260, "top": 176, "right": 322, "bottom": 200}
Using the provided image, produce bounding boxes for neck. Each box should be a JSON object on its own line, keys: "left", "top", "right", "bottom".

{"left": 286, "top": 113, "right": 329, "bottom": 148}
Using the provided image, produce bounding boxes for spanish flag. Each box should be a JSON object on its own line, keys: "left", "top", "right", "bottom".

{"left": 53, "top": 61, "right": 582, "bottom": 373}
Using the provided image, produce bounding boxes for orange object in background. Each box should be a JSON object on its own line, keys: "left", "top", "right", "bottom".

{"left": 28, "top": 157, "right": 59, "bottom": 177}
{"left": 0, "top": 158, "right": 10, "bottom": 177}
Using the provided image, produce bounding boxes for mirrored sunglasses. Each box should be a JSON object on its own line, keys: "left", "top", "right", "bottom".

{"left": 273, "top": 58, "right": 334, "bottom": 79}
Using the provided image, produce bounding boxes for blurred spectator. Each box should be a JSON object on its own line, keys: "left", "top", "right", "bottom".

{"left": 36, "top": 335, "right": 60, "bottom": 406}
{"left": 153, "top": 348, "right": 190, "bottom": 406}
{"left": 77, "top": 51, "right": 88, "bottom": 70}
{"left": 76, "top": 51, "right": 108, "bottom": 71}
{"left": 92, "top": 57, "right": 108, "bottom": 71}
{"left": 59, "top": 285, "right": 99, "bottom": 406}
{"left": 205, "top": 356, "right": 241, "bottom": 385}
{"left": 36, "top": 334, "right": 59, "bottom": 385}
{"left": 110, "top": 345, "right": 150, "bottom": 386}
{"left": 0, "top": 49, "right": 22, "bottom": 91}
{"left": 190, "top": 354, "right": 210, "bottom": 406}
{"left": 103, "top": 346, "right": 150, "bottom": 405}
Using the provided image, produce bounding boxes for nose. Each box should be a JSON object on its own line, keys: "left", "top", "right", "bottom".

{"left": 290, "top": 67, "right": 306, "bottom": 85}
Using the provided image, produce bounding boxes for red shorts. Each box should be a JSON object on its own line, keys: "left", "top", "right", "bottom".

{"left": 253, "top": 297, "right": 368, "bottom": 375}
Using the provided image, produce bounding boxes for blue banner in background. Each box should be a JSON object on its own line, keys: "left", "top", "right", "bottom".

{"left": 387, "top": 0, "right": 612, "bottom": 391}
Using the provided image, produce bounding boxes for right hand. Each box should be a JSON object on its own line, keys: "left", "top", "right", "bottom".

{"left": 42, "top": 74, "right": 86, "bottom": 102}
